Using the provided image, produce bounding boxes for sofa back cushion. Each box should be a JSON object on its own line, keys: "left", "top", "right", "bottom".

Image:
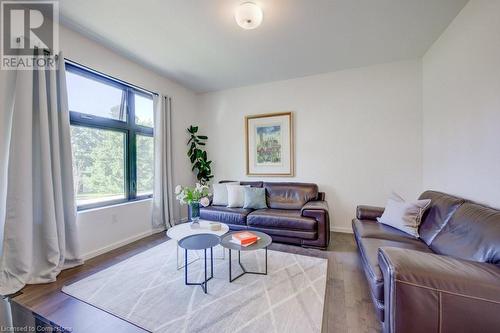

{"left": 264, "top": 182, "right": 318, "bottom": 210}
{"left": 429, "top": 202, "right": 500, "bottom": 265}
{"left": 220, "top": 180, "right": 263, "bottom": 188}
{"left": 240, "top": 181, "right": 263, "bottom": 188}
{"left": 418, "top": 191, "right": 465, "bottom": 246}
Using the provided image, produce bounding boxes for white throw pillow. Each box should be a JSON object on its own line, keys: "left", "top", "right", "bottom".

{"left": 212, "top": 182, "right": 238, "bottom": 206}
{"left": 377, "top": 192, "right": 431, "bottom": 238}
{"left": 227, "top": 185, "right": 248, "bottom": 208}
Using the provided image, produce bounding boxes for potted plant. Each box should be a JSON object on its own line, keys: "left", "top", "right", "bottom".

{"left": 175, "top": 183, "right": 210, "bottom": 226}
{"left": 187, "top": 125, "right": 214, "bottom": 184}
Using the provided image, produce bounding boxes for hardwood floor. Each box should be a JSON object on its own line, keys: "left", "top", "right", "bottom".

{"left": 11, "top": 232, "right": 380, "bottom": 333}
{"left": 271, "top": 233, "right": 381, "bottom": 333}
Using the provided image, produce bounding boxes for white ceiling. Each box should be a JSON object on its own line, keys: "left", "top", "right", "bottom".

{"left": 59, "top": 0, "right": 468, "bottom": 93}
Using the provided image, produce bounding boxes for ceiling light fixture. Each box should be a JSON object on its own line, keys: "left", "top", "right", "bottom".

{"left": 235, "top": 2, "right": 263, "bottom": 30}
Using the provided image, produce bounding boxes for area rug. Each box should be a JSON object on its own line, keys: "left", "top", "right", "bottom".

{"left": 62, "top": 239, "right": 327, "bottom": 333}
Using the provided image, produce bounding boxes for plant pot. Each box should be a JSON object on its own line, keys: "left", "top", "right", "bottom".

{"left": 188, "top": 202, "right": 200, "bottom": 224}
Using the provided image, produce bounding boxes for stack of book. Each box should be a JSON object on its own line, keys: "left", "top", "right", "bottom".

{"left": 230, "top": 231, "right": 260, "bottom": 247}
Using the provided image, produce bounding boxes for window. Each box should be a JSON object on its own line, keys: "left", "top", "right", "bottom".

{"left": 66, "top": 62, "right": 154, "bottom": 209}
{"left": 70, "top": 127, "right": 126, "bottom": 205}
{"left": 136, "top": 134, "right": 154, "bottom": 196}
{"left": 135, "top": 93, "right": 154, "bottom": 127}
{"left": 67, "top": 71, "right": 127, "bottom": 121}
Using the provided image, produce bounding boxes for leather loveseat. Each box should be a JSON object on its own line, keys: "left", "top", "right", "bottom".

{"left": 200, "top": 181, "right": 330, "bottom": 249}
{"left": 353, "top": 190, "right": 500, "bottom": 333}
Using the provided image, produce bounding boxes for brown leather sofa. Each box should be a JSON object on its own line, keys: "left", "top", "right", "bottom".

{"left": 353, "top": 190, "right": 500, "bottom": 333}
{"left": 200, "top": 181, "right": 330, "bottom": 249}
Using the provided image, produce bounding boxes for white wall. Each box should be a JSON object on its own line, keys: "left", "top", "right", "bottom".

{"left": 198, "top": 60, "right": 423, "bottom": 232}
{"left": 58, "top": 26, "right": 198, "bottom": 258}
{"left": 0, "top": 26, "right": 198, "bottom": 259}
{"left": 422, "top": 0, "right": 500, "bottom": 209}
{"left": 76, "top": 200, "right": 154, "bottom": 259}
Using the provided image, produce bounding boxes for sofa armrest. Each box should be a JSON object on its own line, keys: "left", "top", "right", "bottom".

{"left": 378, "top": 247, "right": 500, "bottom": 333}
{"left": 301, "top": 200, "right": 330, "bottom": 248}
{"left": 356, "top": 205, "right": 384, "bottom": 220}
{"left": 301, "top": 200, "right": 329, "bottom": 213}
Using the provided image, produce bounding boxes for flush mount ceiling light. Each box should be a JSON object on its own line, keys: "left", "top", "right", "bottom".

{"left": 235, "top": 2, "right": 263, "bottom": 30}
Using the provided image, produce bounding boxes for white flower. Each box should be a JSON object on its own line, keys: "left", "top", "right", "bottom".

{"left": 200, "top": 197, "right": 210, "bottom": 207}
{"left": 195, "top": 183, "right": 204, "bottom": 192}
{"left": 175, "top": 185, "right": 182, "bottom": 195}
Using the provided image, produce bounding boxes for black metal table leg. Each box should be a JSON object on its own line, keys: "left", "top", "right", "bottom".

{"left": 229, "top": 248, "right": 232, "bottom": 281}
{"left": 204, "top": 249, "right": 207, "bottom": 293}
{"left": 265, "top": 247, "right": 267, "bottom": 274}
{"left": 228, "top": 247, "right": 268, "bottom": 282}
{"left": 184, "top": 247, "right": 214, "bottom": 293}
{"left": 211, "top": 247, "right": 214, "bottom": 278}
{"left": 184, "top": 248, "right": 188, "bottom": 285}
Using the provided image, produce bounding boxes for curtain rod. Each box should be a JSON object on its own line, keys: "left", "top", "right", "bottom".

{"left": 16, "top": 36, "right": 160, "bottom": 97}
{"left": 16, "top": 37, "right": 57, "bottom": 59}
{"left": 64, "top": 58, "right": 159, "bottom": 96}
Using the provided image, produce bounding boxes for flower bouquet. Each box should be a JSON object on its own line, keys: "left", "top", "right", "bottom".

{"left": 175, "top": 183, "right": 211, "bottom": 226}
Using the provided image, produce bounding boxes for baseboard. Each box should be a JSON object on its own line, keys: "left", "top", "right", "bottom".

{"left": 82, "top": 230, "right": 156, "bottom": 260}
{"left": 331, "top": 226, "right": 353, "bottom": 234}
{"left": 81, "top": 219, "right": 182, "bottom": 260}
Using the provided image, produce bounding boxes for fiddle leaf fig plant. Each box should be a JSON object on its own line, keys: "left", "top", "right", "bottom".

{"left": 187, "top": 125, "right": 213, "bottom": 184}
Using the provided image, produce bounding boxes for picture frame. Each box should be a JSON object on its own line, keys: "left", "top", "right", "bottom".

{"left": 245, "top": 112, "right": 294, "bottom": 176}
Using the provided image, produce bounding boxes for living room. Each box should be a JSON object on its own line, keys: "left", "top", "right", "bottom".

{"left": 0, "top": 0, "right": 498, "bottom": 332}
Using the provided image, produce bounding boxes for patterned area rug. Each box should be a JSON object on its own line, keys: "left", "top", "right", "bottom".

{"left": 62, "top": 239, "right": 327, "bottom": 333}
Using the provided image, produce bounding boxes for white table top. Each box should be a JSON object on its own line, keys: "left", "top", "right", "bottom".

{"left": 166, "top": 220, "right": 229, "bottom": 241}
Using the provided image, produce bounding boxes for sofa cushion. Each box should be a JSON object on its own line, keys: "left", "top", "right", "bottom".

{"left": 247, "top": 226, "right": 317, "bottom": 240}
{"left": 352, "top": 219, "right": 422, "bottom": 243}
{"left": 240, "top": 181, "right": 264, "bottom": 188}
{"left": 418, "top": 190, "right": 465, "bottom": 246}
{"left": 247, "top": 208, "right": 316, "bottom": 231}
{"left": 429, "top": 202, "right": 500, "bottom": 264}
{"left": 221, "top": 180, "right": 263, "bottom": 188}
{"left": 264, "top": 182, "right": 318, "bottom": 210}
{"left": 199, "top": 206, "right": 253, "bottom": 226}
{"left": 354, "top": 230, "right": 433, "bottom": 306}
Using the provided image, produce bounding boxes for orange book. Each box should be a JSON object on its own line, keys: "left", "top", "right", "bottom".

{"left": 232, "top": 231, "right": 258, "bottom": 246}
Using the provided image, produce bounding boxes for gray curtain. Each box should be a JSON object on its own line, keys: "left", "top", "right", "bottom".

{"left": 0, "top": 52, "right": 82, "bottom": 296}
{"left": 152, "top": 95, "right": 175, "bottom": 229}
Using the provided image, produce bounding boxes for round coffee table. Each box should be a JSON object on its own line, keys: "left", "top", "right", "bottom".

{"left": 220, "top": 231, "right": 272, "bottom": 282}
{"left": 178, "top": 233, "right": 220, "bottom": 294}
{"left": 167, "top": 220, "right": 229, "bottom": 269}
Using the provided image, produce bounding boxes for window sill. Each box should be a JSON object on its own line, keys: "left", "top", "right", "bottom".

{"left": 77, "top": 197, "right": 153, "bottom": 214}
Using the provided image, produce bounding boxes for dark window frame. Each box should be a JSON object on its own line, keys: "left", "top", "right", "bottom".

{"left": 66, "top": 61, "right": 154, "bottom": 211}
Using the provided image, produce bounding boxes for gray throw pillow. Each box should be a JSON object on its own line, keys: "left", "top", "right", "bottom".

{"left": 243, "top": 187, "right": 267, "bottom": 209}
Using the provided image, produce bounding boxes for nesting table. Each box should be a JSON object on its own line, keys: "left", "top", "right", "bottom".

{"left": 168, "top": 222, "right": 273, "bottom": 293}
{"left": 220, "top": 231, "right": 272, "bottom": 282}
{"left": 166, "top": 220, "right": 229, "bottom": 269}
{"left": 178, "top": 233, "right": 219, "bottom": 294}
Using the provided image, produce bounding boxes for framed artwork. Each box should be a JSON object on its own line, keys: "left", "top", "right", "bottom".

{"left": 245, "top": 112, "right": 294, "bottom": 176}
